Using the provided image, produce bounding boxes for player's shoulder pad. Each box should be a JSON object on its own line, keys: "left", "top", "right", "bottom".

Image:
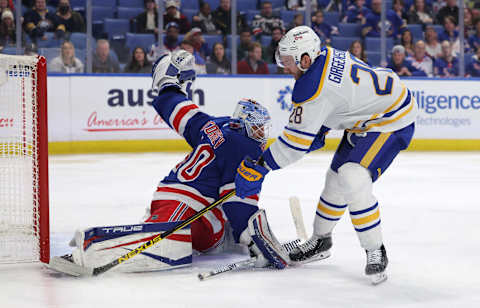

{"left": 292, "top": 47, "right": 331, "bottom": 105}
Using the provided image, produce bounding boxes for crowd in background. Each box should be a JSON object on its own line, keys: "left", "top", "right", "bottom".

{"left": 1, "top": 0, "right": 480, "bottom": 77}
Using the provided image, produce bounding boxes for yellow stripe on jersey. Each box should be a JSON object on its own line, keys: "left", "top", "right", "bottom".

{"left": 351, "top": 209, "right": 380, "bottom": 226}
{"left": 348, "top": 87, "right": 412, "bottom": 133}
{"left": 350, "top": 86, "right": 407, "bottom": 131}
{"left": 317, "top": 202, "right": 345, "bottom": 217}
{"left": 293, "top": 47, "right": 332, "bottom": 106}
{"left": 360, "top": 132, "right": 392, "bottom": 168}
{"left": 283, "top": 132, "right": 313, "bottom": 146}
{"left": 382, "top": 85, "right": 406, "bottom": 114}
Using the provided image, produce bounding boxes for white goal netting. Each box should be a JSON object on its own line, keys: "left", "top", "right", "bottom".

{"left": 0, "top": 54, "right": 48, "bottom": 263}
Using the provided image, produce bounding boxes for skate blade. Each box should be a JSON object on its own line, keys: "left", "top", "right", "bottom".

{"left": 46, "top": 256, "right": 94, "bottom": 277}
{"left": 291, "top": 250, "right": 331, "bottom": 265}
{"left": 369, "top": 272, "right": 387, "bottom": 285}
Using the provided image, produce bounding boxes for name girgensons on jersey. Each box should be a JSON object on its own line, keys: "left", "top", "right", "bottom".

{"left": 328, "top": 49, "right": 346, "bottom": 85}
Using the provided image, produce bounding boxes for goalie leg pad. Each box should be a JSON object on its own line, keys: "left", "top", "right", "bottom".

{"left": 70, "top": 222, "right": 192, "bottom": 273}
{"left": 247, "top": 209, "right": 289, "bottom": 269}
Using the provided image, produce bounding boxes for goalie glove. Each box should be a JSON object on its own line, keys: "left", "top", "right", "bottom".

{"left": 151, "top": 50, "right": 196, "bottom": 97}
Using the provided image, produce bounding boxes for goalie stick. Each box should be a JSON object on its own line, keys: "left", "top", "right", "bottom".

{"left": 197, "top": 197, "right": 310, "bottom": 280}
{"left": 197, "top": 239, "right": 302, "bottom": 281}
{"left": 288, "top": 196, "right": 308, "bottom": 242}
{"left": 47, "top": 190, "right": 237, "bottom": 277}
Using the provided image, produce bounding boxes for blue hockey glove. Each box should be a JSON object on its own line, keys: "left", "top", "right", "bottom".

{"left": 235, "top": 157, "right": 269, "bottom": 199}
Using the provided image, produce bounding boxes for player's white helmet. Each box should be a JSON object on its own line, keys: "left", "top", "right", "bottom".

{"left": 230, "top": 99, "right": 271, "bottom": 146}
{"left": 275, "top": 26, "right": 321, "bottom": 71}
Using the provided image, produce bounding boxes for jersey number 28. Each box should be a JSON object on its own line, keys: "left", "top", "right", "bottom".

{"left": 349, "top": 55, "right": 393, "bottom": 95}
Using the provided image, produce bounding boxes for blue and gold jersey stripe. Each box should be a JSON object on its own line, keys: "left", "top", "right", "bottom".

{"left": 292, "top": 47, "right": 332, "bottom": 106}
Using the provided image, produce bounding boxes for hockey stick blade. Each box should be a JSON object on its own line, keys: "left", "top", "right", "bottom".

{"left": 197, "top": 239, "right": 302, "bottom": 281}
{"left": 289, "top": 196, "right": 308, "bottom": 241}
{"left": 198, "top": 258, "right": 256, "bottom": 281}
{"left": 46, "top": 256, "right": 94, "bottom": 277}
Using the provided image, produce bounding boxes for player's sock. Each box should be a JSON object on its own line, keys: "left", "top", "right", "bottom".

{"left": 288, "top": 233, "right": 332, "bottom": 263}
{"left": 365, "top": 244, "right": 388, "bottom": 285}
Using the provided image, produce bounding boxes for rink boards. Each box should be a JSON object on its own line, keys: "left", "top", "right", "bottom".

{"left": 44, "top": 74, "right": 480, "bottom": 153}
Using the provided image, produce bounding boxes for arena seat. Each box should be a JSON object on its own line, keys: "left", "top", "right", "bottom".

{"left": 338, "top": 23, "right": 361, "bottom": 37}
{"left": 92, "top": 6, "right": 114, "bottom": 22}
{"left": 125, "top": 32, "right": 156, "bottom": 52}
{"left": 237, "top": 0, "right": 257, "bottom": 12}
{"left": 104, "top": 19, "right": 130, "bottom": 39}
{"left": 118, "top": 0, "right": 144, "bottom": 8}
{"left": 117, "top": 7, "right": 144, "bottom": 20}
{"left": 182, "top": 0, "right": 200, "bottom": 11}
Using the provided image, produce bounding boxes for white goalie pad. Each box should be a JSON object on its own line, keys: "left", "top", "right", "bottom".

{"left": 247, "top": 209, "right": 289, "bottom": 269}
{"left": 69, "top": 222, "right": 192, "bottom": 273}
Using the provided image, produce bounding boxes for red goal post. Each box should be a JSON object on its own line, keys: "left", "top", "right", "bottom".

{"left": 0, "top": 55, "right": 49, "bottom": 263}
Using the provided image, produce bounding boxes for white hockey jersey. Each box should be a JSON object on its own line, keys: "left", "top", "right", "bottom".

{"left": 266, "top": 46, "right": 417, "bottom": 169}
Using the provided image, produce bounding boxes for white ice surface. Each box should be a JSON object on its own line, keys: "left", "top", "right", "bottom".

{"left": 2, "top": 152, "right": 480, "bottom": 308}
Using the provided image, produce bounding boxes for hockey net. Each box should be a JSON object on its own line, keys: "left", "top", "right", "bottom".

{"left": 0, "top": 55, "right": 49, "bottom": 263}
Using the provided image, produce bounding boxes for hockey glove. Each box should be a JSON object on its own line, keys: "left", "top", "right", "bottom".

{"left": 235, "top": 157, "right": 269, "bottom": 199}
{"left": 151, "top": 50, "right": 196, "bottom": 97}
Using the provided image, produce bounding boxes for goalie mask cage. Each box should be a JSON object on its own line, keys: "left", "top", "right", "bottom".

{"left": 0, "top": 55, "right": 49, "bottom": 263}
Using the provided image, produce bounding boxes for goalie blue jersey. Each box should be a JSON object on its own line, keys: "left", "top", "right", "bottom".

{"left": 151, "top": 87, "right": 262, "bottom": 241}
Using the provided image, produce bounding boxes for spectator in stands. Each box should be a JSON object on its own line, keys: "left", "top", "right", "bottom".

{"left": 136, "top": 0, "right": 158, "bottom": 34}
{"left": 468, "top": 19, "right": 480, "bottom": 53}
{"left": 180, "top": 40, "right": 207, "bottom": 74}
{"left": 53, "top": 0, "right": 85, "bottom": 39}
{"left": 393, "top": 0, "right": 408, "bottom": 23}
{"left": 435, "top": 0, "right": 458, "bottom": 25}
{"left": 212, "top": 0, "right": 245, "bottom": 35}
{"left": 164, "top": 0, "right": 190, "bottom": 34}
{"left": 434, "top": 40, "right": 458, "bottom": 77}
{"left": 343, "top": 0, "right": 369, "bottom": 24}
{"left": 400, "top": 29, "right": 415, "bottom": 57}
{"left": 407, "top": 40, "right": 433, "bottom": 76}
{"left": 387, "top": 45, "right": 425, "bottom": 76}
{"left": 286, "top": 0, "right": 317, "bottom": 11}
{"left": 49, "top": 40, "right": 84, "bottom": 73}
{"left": 23, "top": 0, "right": 56, "bottom": 42}
{"left": 184, "top": 27, "right": 209, "bottom": 60}
{"left": 264, "top": 26, "right": 283, "bottom": 64}
{"left": 311, "top": 9, "right": 338, "bottom": 46}
{"left": 92, "top": 39, "right": 120, "bottom": 73}
{"left": 348, "top": 39, "right": 369, "bottom": 64}
{"left": 362, "top": 0, "right": 406, "bottom": 39}
{"left": 287, "top": 13, "right": 304, "bottom": 31}
{"left": 238, "top": 27, "right": 252, "bottom": 61}
{"left": 439, "top": 16, "right": 460, "bottom": 55}
{"left": 206, "top": 42, "right": 231, "bottom": 74}
{"left": 466, "top": 46, "right": 480, "bottom": 77}
{"left": 407, "top": 0, "right": 434, "bottom": 26}
{"left": 24, "top": 42, "right": 38, "bottom": 56}
{"left": 124, "top": 47, "right": 152, "bottom": 73}
{"left": 192, "top": 1, "right": 218, "bottom": 35}
{"left": 0, "top": 0, "right": 14, "bottom": 16}
{"left": 424, "top": 25, "right": 442, "bottom": 58}
{"left": 238, "top": 42, "right": 269, "bottom": 74}
{"left": 147, "top": 21, "right": 180, "bottom": 62}
{"left": 0, "top": 9, "right": 15, "bottom": 49}
{"left": 252, "top": 1, "right": 284, "bottom": 38}
{"left": 464, "top": 8, "right": 476, "bottom": 38}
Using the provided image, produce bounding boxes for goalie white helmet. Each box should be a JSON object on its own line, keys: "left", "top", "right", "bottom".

{"left": 275, "top": 26, "right": 321, "bottom": 71}
{"left": 230, "top": 99, "right": 271, "bottom": 147}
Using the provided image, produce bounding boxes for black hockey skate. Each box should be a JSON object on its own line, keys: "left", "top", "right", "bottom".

{"left": 289, "top": 234, "right": 332, "bottom": 264}
{"left": 365, "top": 244, "right": 388, "bottom": 285}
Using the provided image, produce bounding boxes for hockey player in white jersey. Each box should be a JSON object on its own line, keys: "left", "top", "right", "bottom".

{"left": 235, "top": 26, "right": 417, "bottom": 284}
